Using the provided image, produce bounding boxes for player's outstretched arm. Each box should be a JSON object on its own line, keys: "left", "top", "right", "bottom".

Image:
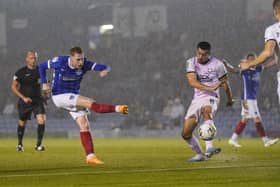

{"left": 86, "top": 61, "right": 111, "bottom": 77}
{"left": 222, "top": 59, "right": 239, "bottom": 74}
{"left": 240, "top": 40, "right": 276, "bottom": 70}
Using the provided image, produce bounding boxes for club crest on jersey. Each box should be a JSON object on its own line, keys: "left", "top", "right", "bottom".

{"left": 76, "top": 70, "right": 83, "bottom": 76}
{"left": 207, "top": 68, "right": 215, "bottom": 73}
{"left": 51, "top": 57, "right": 59, "bottom": 62}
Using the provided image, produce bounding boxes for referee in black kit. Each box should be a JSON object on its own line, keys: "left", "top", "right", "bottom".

{"left": 11, "top": 51, "right": 46, "bottom": 151}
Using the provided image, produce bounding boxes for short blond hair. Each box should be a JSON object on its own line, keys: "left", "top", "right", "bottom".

{"left": 70, "top": 46, "right": 83, "bottom": 56}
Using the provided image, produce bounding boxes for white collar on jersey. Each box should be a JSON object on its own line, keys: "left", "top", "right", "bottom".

{"left": 68, "top": 57, "right": 76, "bottom": 69}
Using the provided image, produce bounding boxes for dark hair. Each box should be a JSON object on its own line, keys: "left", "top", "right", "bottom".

{"left": 70, "top": 46, "right": 83, "bottom": 55}
{"left": 197, "top": 41, "right": 211, "bottom": 51}
{"left": 273, "top": 0, "right": 280, "bottom": 9}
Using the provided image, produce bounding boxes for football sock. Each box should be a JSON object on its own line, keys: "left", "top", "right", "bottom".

{"left": 37, "top": 124, "right": 45, "bottom": 146}
{"left": 80, "top": 131, "right": 94, "bottom": 156}
{"left": 90, "top": 102, "right": 116, "bottom": 113}
{"left": 234, "top": 121, "right": 247, "bottom": 135}
{"left": 262, "top": 136, "right": 269, "bottom": 143}
{"left": 185, "top": 136, "right": 203, "bottom": 155}
{"left": 255, "top": 122, "right": 265, "bottom": 137}
{"left": 205, "top": 140, "right": 213, "bottom": 150}
{"left": 231, "top": 133, "right": 239, "bottom": 141}
{"left": 17, "top": 125, "right": 25, "bottom": 146}
{"left": 86, "top": 153, "right": 95, "bottom": 160}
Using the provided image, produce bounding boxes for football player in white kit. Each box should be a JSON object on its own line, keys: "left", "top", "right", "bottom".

{"left": 240, "top": 0, "right": 280, "bottom": 105}
{"left": 182, "top": 41, "right": 234, "bottom": 162}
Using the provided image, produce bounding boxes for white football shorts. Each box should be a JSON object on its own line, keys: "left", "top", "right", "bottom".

{"left": 185, "top": 96, "right": 219, "bottom": 123}
{"left": 52, "top": 93, "right": 89, "bottom": 120}
{"left": 241, "top": 99, "right": 261, "bottom": 119}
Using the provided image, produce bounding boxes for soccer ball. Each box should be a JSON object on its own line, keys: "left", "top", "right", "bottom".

{"left": 198, "top": 122, "right": 217, "bottom": 141}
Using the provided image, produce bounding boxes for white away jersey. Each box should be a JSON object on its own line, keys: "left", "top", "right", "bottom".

{"left": 186, "top": 56, "right": 227, "bottom": 99}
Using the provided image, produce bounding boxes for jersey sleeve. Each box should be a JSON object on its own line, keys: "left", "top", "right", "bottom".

{"left": 13, "top": 69, "right": 21, "bottom": 82}
{"left": 256, "top": 65, "right": 263, "bottom": 72}
{"left": 84, "top": 60, "right": 111, "bottom": 72}
{"left": 186, "top": 58, "right": 195, "bottom": 73}
{"left": 264, "top": 25, "right": 276, "bottom": 43}
{"left": 39, "top": 56, "right": 62, "bottom": 83}
{"left": 217, "top": 60, "right": 228, "bottom": 79}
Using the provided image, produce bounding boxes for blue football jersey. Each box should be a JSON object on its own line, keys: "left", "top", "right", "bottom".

{"left": 241, "top": 65, "right": 263, "bottom": 100}
{"left": 39, "top": 55, "right": 109, "bottom": 95}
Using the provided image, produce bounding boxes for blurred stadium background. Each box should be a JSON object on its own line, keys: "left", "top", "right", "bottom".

{"left": 0, "top": 0, "right": 279, "bottom": 138}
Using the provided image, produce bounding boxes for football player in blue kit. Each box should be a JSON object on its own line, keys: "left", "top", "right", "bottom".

{"left": 240, "top": 0, "right": 280, "bottom": 109}
{"left": 39, "top": 46, "right": 128, "bottom": 164}
{"left": 229, "top": 53, "right": 279, "bottom": 147}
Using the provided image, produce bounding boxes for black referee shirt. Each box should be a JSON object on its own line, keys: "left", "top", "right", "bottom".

{"left": 13, "top": 66, "right": 42, "bottom": 99}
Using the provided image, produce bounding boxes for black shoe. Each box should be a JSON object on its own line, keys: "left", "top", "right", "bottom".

{"left": 17, "top": 145, "right": 24, "bottom": 152}
{"left": 35, "top": 145, "right": 45, "bottom": 151}
{"left": 205, "top": 147, "right": 221, "bottom": 158}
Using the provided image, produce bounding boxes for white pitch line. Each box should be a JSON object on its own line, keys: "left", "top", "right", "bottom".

{"left": 0, "top": 164, "right": 278, "bottom": 178}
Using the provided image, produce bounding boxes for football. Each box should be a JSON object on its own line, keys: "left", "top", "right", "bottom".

{"left": 198, "top": 122, "right": 217, "bottom": 141}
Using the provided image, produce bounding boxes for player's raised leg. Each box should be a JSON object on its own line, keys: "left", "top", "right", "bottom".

{"left": 76, "top": 95, "right": 128, "bottom": 114}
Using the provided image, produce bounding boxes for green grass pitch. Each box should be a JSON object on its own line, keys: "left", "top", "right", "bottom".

{"left": 0, "top": 137, "right": 279, "bottom": 187}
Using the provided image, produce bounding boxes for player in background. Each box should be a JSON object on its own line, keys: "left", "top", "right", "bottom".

{"left": 11, "top": 51, "right": 46, "bottom": 152}
{"left": 182, "top": 41, "right": 234, "bottom": 162}
{"left": 229, "top": 53, "right": 279, "bottom": 147}
{"left": 39, "top": 46, "right": 128, "bottom": 164}
{"left": 240, "top": 0, "right": 280, "bottom": 93}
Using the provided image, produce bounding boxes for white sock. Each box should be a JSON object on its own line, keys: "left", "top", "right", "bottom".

{"left": 231, "top": 133, "right": 239, "bottom": 141}
{"left": 86, "top": 153, "right": 95, "bottom": 160}
{"left": 262, "top": 136, "right": 269, "bottom": 143}
{"left": 205, "top": 140, "right": 213, "bottom": 150}
{"left": 115, "top": 106, "right": 120, "bottom": 112}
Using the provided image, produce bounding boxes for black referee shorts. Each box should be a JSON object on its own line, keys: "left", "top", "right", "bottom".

{"left": 17, "top": 98, "right": 46, "bottom": 121}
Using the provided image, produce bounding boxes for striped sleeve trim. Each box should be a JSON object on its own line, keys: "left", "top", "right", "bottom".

{"left": 187, "top": 71, "right": 196, "bottom": 74}
{"left": 91, "top": 63, "right": 97, "bottom": 70}
{"left": 47, "top": 60, "right": 51, "bottom": 69}
{"left": 265, "top": 39, "right": 277, "bottom": 43}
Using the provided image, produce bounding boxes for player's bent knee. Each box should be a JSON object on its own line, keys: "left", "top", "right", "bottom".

{"left": 36, "top": 118, "right": 46, "bottom": 124}
{"left": 181, "top": 131, "right": 192, "bottom": 140}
